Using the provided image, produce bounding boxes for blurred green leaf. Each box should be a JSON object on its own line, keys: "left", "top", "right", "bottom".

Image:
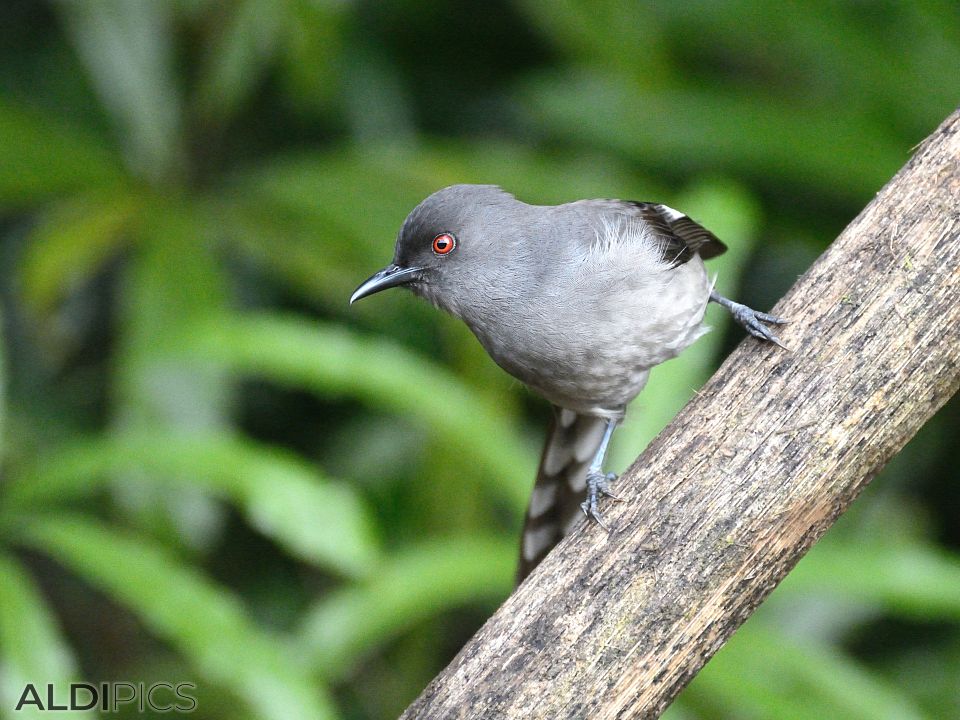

{"left": 0, "top": 101, "right": 125, "bottom": 207}
{"left": 196, "top": 0, "right": 283, "bottom": 123}
{"left": 20, "top": 194, "right": 138, "bottom": 313}
{"left": 684, "top": 623, "right": 928, "bottom": 720}
{"left": 0, "top": 553, "right": 77, "bottom": 720}
{"left": 278, "top": 0, "right": 346, "bottom": 112}
{"left": 522, "top": 71, "right": 904, "bottom": 199}
{"left": 217, "top": 197, "right": 361, "bottom": 308}
{"left": 518, "top": 0, "right": 671, "bottom": 76}
{"left": 0, "top": 306, "right": 4, "bottom": 469}
{"left": 18, "top": 516, "right": 339, "bottom": 720}
{"left": 779, "top": 539, "right": 960, "bottom": 621}
{"left": 9, "top": 433, "right": 379, "bottom": 577}
{"left": 297, "top": 534, "right": 515, "bottom": 679}
{"left": 645, "top": 1, "right": 960, "bottom": 136}
{"left": 179, "top": 313, "right": 535, "bottom": 510}
{"left": 112, "top": 201, "right": 232, "bottom": 549}
{"left": 58, "top": 0, "right": 183, "bottom": 180}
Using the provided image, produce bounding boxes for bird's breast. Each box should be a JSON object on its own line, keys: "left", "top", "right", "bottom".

{"left": 464, "top": 256, "right": 712, "bottom": 413}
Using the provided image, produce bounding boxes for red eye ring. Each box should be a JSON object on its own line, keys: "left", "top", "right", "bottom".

{"left": 432, "top": 232, "right": 456, "bottom": 255}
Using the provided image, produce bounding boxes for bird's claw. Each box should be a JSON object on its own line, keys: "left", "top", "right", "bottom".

{"left": 730, "top": 303, "right": 789, "bottom": 350}
{"left": 580, "top": 471, "right": 620, "bottom": 530}
{"left": 710, "top": 290, "right": 789, "bottom": 350}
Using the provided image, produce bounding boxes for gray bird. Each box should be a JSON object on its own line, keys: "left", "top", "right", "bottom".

{"left": 351, "top": 184, "right": 785, "bottom": 582}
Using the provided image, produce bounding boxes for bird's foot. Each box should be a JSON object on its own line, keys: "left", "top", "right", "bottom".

{"left": 711, "top": 291, "right": 788, "bottom": 349}
{"left": 580, "top": 471, "right": 622, "bottom": 530}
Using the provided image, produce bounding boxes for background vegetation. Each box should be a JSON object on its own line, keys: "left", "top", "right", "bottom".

{"left": 0, "top": 1, "right": 958, "bottom": 718}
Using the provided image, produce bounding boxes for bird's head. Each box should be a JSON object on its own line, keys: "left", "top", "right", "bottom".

{"left": 350, "top": 184, "right": 521, "bottom": 313}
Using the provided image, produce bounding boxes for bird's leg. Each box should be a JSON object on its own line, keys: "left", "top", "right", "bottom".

{"left": 709, "top": 289, "right": 788, "bottom": 349}
{"left": 580, "top": 418, "right": 622, "bottom": 529}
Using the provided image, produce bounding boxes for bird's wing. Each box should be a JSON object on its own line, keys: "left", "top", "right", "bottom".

{"left": 516, "top": 407, "right": 607, "bottom": 584}
{"left": 573, "top": 200, "right": 727, "bottom": 267}
{"left": 619, "top": 201, "right": 728, "bottom": 266}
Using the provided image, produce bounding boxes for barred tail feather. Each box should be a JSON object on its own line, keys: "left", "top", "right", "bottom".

{"left": 516, "top": 407, "right": 608, "bottom": 584}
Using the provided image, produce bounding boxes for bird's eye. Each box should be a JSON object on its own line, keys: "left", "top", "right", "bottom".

{"left": 432, "top": 232, "right": 456, "bottom": 255}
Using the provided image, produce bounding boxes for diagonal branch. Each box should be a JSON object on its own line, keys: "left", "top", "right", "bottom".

{"left": 399, "top": 109, "right": 960, "bottom": 719}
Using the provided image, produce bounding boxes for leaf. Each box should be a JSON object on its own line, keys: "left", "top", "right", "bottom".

{"left": 0, "top": 552, "right": 77, "bottom": 720}
{"left": 296, "top": 534, "right": 515, "bottom": 679}
{"left": 521, "top": 71, "right": 903, "bottom": 200}
{"left": 0, "top": 305, "right": 5, "bottom": 469}
{"left": 111, "top": 201, "right": 234, "bottom": 549}
{"left": 778, "top": 539, "right": 960, "bottom": 621}
{"left": 17, "top": 515, "right": 339, "bottom": 720}
{"left": 631, "top": 2, "right": 959, "bottom": 135}
{"left": 20, "top": 194, "right": 138, "bottom": 313}
{"left": 57, "top": 0, "right": 183, "bottom": 180}
{"left": 195, "top": 0, "right": 284, "bottom": 122}
{"left": 8, "top": 433, "right": 380, "bottom": 578}
{"left": 0, "top": 101, "right": 125, "bottom": 208}
{"left": 517, "top": 0, "right": 670, "bottom": 74}
{"left": 278, "top": 0, "right": 346, "bottom": 112}
{"left": 180, "top": 313, "right": 536, "bottom": 510}
{"left": 685, "top": 622, "right": 928, "bottom": 720}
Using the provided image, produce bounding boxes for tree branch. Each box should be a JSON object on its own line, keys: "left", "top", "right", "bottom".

{"left": 400, "top": 109, "right": 960, "bottom": 720}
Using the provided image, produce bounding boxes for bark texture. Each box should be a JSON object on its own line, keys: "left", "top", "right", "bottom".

{"left": 400, "top": 110, "right": 960, "bottom": 720}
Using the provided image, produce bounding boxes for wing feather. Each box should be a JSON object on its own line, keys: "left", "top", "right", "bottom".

{"left": 624, "top": 202, "right": 728, "bottom": 266}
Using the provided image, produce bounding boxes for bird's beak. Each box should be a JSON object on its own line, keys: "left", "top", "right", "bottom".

{"left": 350, "top": 264, "right": 424, "bottom": 304}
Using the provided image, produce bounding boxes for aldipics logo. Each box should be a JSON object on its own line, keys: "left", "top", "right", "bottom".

{"left": 14, "top": 682, "right": 197, "bottom": 713}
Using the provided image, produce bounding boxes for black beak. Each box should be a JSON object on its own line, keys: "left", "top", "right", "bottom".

{"left": 350, "top": 264, "right": 424, "bottom": 304}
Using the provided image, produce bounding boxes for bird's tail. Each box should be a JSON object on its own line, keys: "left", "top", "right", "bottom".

{"left": 516, "top": 407, "right": 609, "bottom": 584}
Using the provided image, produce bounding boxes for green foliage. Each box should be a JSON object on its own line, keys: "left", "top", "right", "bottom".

{"left": 682, "top": 621, "right": 929, "bottom": 720}
{"left": 0, "top": 2, "right": 957, "bottom": 719}
{"left": 296, "top": 535, "right": 516, "bottom": 681}
{"left": 180, "top": 313, "right": 533, "bottom": 507}
{"left": 0, "top": 101, "right": 126, "bottom": 207}
{"left": 0, "top": 553, "right": 77, "bottom": 720}
{"left": 18, "top": 516, "right": 336, "bottom": 720}
{"left": 8, "top": 433, "right": 380, "bottom": 578}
